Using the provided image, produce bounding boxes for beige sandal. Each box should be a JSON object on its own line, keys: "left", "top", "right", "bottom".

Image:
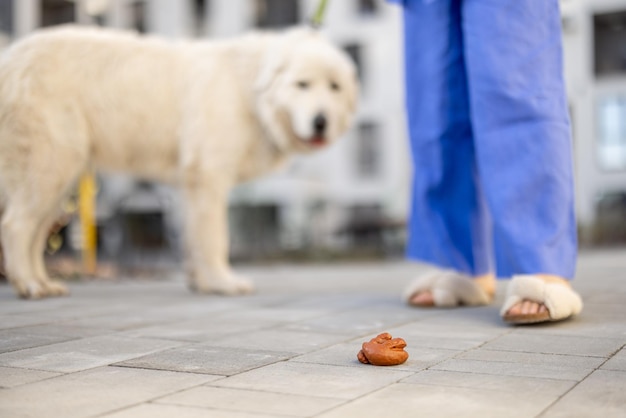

{"left": 403, "top": 269, "right": 492, "bottom": 307}
{"left": 501, "top": 275, "right": 583, "bottom": 324}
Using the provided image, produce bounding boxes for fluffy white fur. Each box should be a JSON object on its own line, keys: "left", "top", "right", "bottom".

{"left": 500, "top": 275, "right": 583, "bottom": 321}
{"left": 0, "top": 25, "right": 358, "bottom": 299}
{"left": 403, "top": 269, "right": 492, "bottom": 307}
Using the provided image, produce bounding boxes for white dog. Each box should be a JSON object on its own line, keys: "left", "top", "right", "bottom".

{"left": 0, "top": 26, "right": 358, "bottom": 299}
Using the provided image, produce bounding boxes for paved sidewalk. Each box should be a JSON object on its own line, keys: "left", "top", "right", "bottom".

{"left": 0, "top": 249, "right": 624, "bottom": 418}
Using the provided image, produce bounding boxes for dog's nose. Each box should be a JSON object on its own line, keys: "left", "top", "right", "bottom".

{"left": 313, "top": 113, "right": 327, "bottom": 135}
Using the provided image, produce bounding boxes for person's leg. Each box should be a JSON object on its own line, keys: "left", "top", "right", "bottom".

{"left": 462, "top": 0, "right": 580, "bottom": 321}
{"left": 401, "top": 0, "right": 495, "bottom": 305}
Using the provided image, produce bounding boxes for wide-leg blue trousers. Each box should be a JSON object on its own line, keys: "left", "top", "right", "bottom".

{"left": 395, "top": 0, "right": 577, "bottom": 279}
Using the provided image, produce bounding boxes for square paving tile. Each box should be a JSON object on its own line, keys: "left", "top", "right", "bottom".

{"left": 401, "top": 369, "right": 576, "bottom": 397}
{"left": 0, "top": 366, "right": 61, "bottom": 388}
{"left": 433, "top": 350, "right": 605, "bottom": 381}
{"left": 481, "top": 332, "right": 624, "bottom": 357}
{"left": 542, "top": 370, "right": 626, "bottom": 418}
{"left": 283, "top": 306, "right": 432, "bottom": 337}
{"left": 156, "top": 385, "right": 344, "bottom": 417}
{"left": 383, "top": 321, "right": 508, "bottom": 351}
{"left": 117, "top": 316, "right": 280, "bottom": 342}
{"left": 0, "top": 335, "right": 182, "bottom": 372}
{"left": 101, "top": 403, "right": 299, "bottom": 418}
{"left": 0, "top": 366, "right": 217, "bottom": 418}
{"left": 116, "top": 345, "right": 295, "bottom": 375}
{"left": 0, "top": 324, "right": 110, "bottom": 354}
{"left": 207, "top": 328, "right": 351, "bottom": 354}
{"left": 315, "top": 382, "right": 558, "bottom": 418}
{"left": 212, "top": 361, "right": 412, "bottom": 399}
{"left": 601, "top": 347, "right": 626, "bottom": 371}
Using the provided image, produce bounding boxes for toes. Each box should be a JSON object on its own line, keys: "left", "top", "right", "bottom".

{"left": 409, "top": 291, "right": 435, "bottom": 307}
{"left": 507, "top": 300, "right": 547, "bottom": 316}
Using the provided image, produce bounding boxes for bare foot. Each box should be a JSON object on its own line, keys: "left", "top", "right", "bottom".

{"left": 504, "top": 274, "right": 570, "bottom": 316}
{"left": 409, "top": 273, "right": 496, "bottom": 307}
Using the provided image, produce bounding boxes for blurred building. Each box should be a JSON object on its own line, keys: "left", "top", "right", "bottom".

{"left": 561, "top": 0, "right": 626, "bottom": 243}
{"left": 0, "top": 0, "right": 625, "bottom": 263}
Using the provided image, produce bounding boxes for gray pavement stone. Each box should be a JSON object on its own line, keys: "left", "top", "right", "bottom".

{"left": 434, "top": 349, "right": 605, "bottom": 380}
{"left": 0, "top": 313, "right": 63, "bottom": 330}
{"left": 117, "top": 316, "right": 280, "bottom": 342}
{"left": 0, "top": 366, "right": 61, "bottom": 388}
{"left": 156, "top": 385, "right": 344, "bottom": 417}
{"left": 208, "top": 328, "right": 351, "bottom": 354}
{"left": 401, "top": 370, "right": 576, "bottom": 397}
{"left": 383, "top": 320, "right": 508, "bottom": 351}
{"left": 283, "top": 305, "right": 432, "bottom": 337}
{"left": 0, "top": 335, "right": 182, "bottom": 372}
{"left": 222, "top": 307, "right": 334, "bottom": 323}
{"left": 212, "top": 361, "right": 413, "bottom": 399}
{"left": 116, "top": 345, "right": 295, "bottom": 375}
{"left": 0, "top": 366, "right": 217, "bottom": 418}
{"left": 0, "top": 324, "right": 110, "bottom": 353}
{"left": 601, "top": 347, "right": 626, "bottom": 371}
{"left": 481, "top": 332, "right": 624, "bottom": 357}
{"left": 541, "top": 370, "right": 626, "bottom": 418}
{"left": 315, "top": 382, "right": 558, "bottom": 418}
{"left": 513, "top": 312, "right": 626, "bottom": 338}
{"left": 101, "top": 403, "right": 294, "bottom": 418}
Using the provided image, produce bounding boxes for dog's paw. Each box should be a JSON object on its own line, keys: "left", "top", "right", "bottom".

{"left": 42, "top": 279, "right": 70, "bottom": 297}
{"left": 13, "top": 278, "right": 69, "bottom": 299}
{"left": 190, "top": 273, "right": 255, "bottom": 296}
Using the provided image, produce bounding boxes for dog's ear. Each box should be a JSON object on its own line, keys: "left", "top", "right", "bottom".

{"left": 255, "top": 45, "right": 287, "bottom": 93}
{"left": 255, "top": 28, "right": 314, "bottom": 93}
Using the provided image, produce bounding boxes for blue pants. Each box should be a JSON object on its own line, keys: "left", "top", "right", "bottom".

{"left": 397, "top": 0, "right": 577, "bottom": 278}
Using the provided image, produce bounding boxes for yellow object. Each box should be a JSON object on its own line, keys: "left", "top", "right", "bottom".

{"left": 78, "top": 173, "right": 97, "bottom": 275}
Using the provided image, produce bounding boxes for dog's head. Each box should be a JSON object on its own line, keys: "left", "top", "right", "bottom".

{"left": 255, "top": 28, "right": 359, "bottom": 153}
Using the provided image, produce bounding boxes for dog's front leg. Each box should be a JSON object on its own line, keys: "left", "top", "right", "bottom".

{"left": 182, "top": 181, "right": 254, "bottom": 295}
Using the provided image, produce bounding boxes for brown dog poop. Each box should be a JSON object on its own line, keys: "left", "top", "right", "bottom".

{"left": 357, "top": 332, "right": 409, "bottom": 366}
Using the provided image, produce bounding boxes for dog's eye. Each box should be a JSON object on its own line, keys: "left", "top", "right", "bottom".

{"left": 330, "top": 81, "right": 341, "bottom": 92}
{"left": 296, "top": 81, "right": 310, "bottom": 89}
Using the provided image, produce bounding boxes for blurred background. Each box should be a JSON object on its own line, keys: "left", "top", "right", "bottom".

{"left": 0, "top": 0, "right": 625, "bottom": 277}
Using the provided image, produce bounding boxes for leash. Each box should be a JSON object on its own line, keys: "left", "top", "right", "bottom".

{"left": 311, "top": 0, "right": 329, "bottom": 28}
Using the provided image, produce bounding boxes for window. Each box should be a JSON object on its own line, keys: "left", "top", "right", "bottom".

{"left": 357, "top": 0, "right": 378, "bottom": 16}
{"left": 194, "top": 0, "right": 209, "bottom": 36}
{"left": 598, "top": 96, "right": 626, "bottom": 171}
{"left": 343, "top": 43, "right": 363, "bottom": 81}
{"left": 594, "top": 11, "right": 626, "bottom": 77}
{"left": 255, "top": 0, "right": 300, "bottom": 29}
{"left": 41, "top": 0, "right": 75, "bottom": 27}
{"left": 356, "top": 122, "right": 381, "bottom": 179}
{"left": 129, "top": 1, "right": 147, "bottom": 33}
{"left": 0, "top": 0, "right": 13, "bottom": 38}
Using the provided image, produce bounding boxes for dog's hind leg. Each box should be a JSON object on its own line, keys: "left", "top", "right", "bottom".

{"left": 1, "top": 195, "right": 51, "bottom": 298}
{"left": 1, "top": 180, "right": 76, "bottom": 298}
{"left": 30, "top": 203, "right": 73, "bottom": 296}
{"left": 0, "top": 149, "right": 85, "bottom": 299}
